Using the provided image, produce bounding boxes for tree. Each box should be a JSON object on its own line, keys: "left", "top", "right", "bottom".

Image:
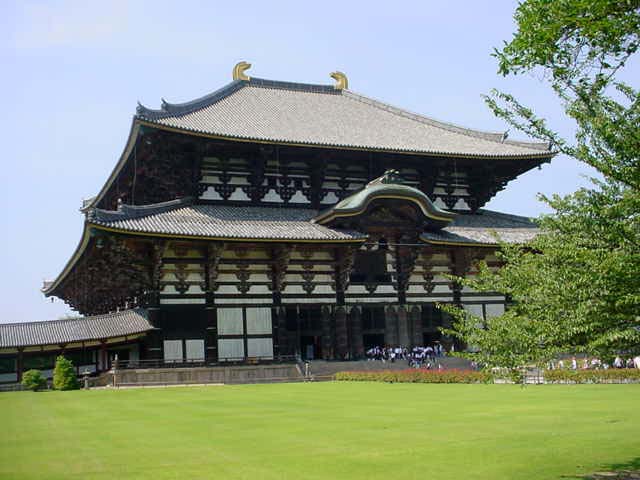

{"left": 445, "top": 0, "right": 640, "bottom": 368}
{"left": 21, "top": 369, "right": 47, "bottom": 391}
{"left": 52, "top": 356, "right": 79, "bottom": 391}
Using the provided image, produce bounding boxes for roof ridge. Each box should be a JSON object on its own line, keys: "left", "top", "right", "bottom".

{"left": 476, "top": 208, "right": 538, "bottom": 223}
{"left": 342, "top": 89, "right": 551, "bottom": 151}
{"left": 88, "top": 197, "right": 193, "bottom": 222}
{"left": 136, "top": 80, "right": 246, "bottom": 119}
{"left": 0, "top": 308, "right": 147, "bottom": 327}
{"left": 246, "top": 77, "right": 338, "bottom": 94}
{"left": 136, "top": 77, "right": 339, "bottom": 120}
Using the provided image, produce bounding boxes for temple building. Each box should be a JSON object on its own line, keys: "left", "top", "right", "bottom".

{"left": 0, "top": 63, "right": 554, "bottom": 383}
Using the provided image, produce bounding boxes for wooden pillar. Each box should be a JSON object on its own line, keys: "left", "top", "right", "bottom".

{"left": 274, "top": 307, "right": 289, "bottom": 359}
{"left": 349, "top": 306, "right": 364, "bottom": 359}
{"left": 144, "top": 239, "right": 166, "bottom": 363}
{"left": 16, "top": 348, "right": 24, "bottom": 383}
{"left": 384, "top": 306, "right": 399, "bottom": 346}
{"left": 145, "top": 307, "right": 164, "bottom": 362}
{"left": 100, "top": 341, "right": 108, "bottom": 372}
{"left": 295, "top": 306, "right": 302, "bottom": 358}
{"left": 270, "top": 244, "right": 291, "bottom": 360}
{"left": 452, "top": 248, "right": 478, "bottom": 351}
{"left": 396, "top": 305, "right": 410, "bottom": 347}
{"left": 334, "top": 306, "right": 348, "bottom": 360}
{"left": 203, "top": 243, "right": 225, "bottom": 364}
{"left": 321, "top": 305, "right": 334, "bottom": 360}
{"left": 205, "top": 305, "right": 217, "bottom": 364}
{"left": 409, "top": 305, "right": 423, "bottom": 347}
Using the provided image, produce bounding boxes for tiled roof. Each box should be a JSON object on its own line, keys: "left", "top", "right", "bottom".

{"left": 0, "top": 309, "right": 152, "bottom": 349}
{"left": 421, "top": 209, "right": 539, "bottom": 245}
{"left": 89, "top": 200, "right": 366, "bottom": 241}
{"left": 88, "top": 199, "right": 538, "bottom": 245}
{"left": 135, "top": 78, "right": 553, "bottom": 158}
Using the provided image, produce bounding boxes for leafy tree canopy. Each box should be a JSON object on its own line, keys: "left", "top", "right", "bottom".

{"left": 445, "top": 0, "right": 640, "bottom": 369}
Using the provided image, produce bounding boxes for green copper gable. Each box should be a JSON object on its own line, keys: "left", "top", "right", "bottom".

{"left": 314, "top": 170, "right": 456, "bottom": 228}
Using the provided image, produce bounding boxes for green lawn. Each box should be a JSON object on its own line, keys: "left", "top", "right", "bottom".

{"left": 0, "top": 383, "right": 638, "bottom": 480}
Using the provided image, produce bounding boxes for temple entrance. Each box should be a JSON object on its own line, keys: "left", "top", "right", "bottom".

{"left": 363, "top": 333, "right": 385, "bottom": 350}
{"left": 300, "top": 335, "right": 322, "bottom": 360}
{"left": 361, "top": 306, "right": 386, "bottom": 349}
{"left": 292, "top": 306, "right": 323, "bottom": 359}
{"left": 423, "top": 331, "right": 442, "bottom": 346}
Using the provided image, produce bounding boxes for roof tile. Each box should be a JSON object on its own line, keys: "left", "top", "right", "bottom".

{"left": 0, "top": 309, "right": 152, "bottom": 349}
{"left": 136, "top": 78, "right": 552, "bottom": 158}
{"left": 91, "top": 204, "right": 366, "bottom": 241}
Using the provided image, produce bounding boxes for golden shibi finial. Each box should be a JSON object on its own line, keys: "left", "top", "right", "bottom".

{"left": 330, "top": 71, "right": 348, "bottom": 90}
{"left": 232, "top": 61, "right": 251, "bottom": 81}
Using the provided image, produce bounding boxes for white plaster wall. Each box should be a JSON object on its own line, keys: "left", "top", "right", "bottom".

{"left": 215, "top": 297, "right": 273, "bottom": 305}
{"left": 200, "top": 186, "right": 223, "bottom": 200}
{"left": 289, "top": 191, "right": 310, "bottom": 203}
{"left": 228, "top": 188, "right": 250, "bottom": 201}
{"left": 263, "top": 189, "right": 283, "bottom": 202}
{"left": 282, "top": 297, "right": 334, "bottom": 304}
{"left": 320, "top": 191, "right": 339, "bottom": 204}
{"left": 160, "top": 298, "right": 206, "bottom": 305}
{"left": 216, "top": 285, "right": 240, "bottom": 295}
{"left": 290, "top": 250, "right": 333, "bottom": 261}
{"left": 486, "top": 304, "right": 506, "bottom": 318}
{"left": 346, "top": 296, "right": 397, "bottom": 304}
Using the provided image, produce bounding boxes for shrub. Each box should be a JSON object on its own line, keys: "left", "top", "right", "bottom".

{"left": 52, "top": 355, "right": 79, "bottom": 391}
{"left": 544, "top": 368, "right": 640, "bottom": 384}
{"left": 335, "top": 369, "right": 493, "bottom": 384}
{"left": 21, "top": 369, "right": 47, "bottom": 391}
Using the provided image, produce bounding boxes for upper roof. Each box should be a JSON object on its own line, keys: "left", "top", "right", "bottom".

{"left": 0, "top": 309, "right": 152, "bottom": 349}
{"left": 135, "top": 76, "right": 553, "bottom": 158}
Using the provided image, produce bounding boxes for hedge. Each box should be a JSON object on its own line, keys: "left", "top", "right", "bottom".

{"left": 335, "top": 369, "right": 493, "bottom": 384}
{"left": 544, "top": 368, "right": 640, "bottom": 384}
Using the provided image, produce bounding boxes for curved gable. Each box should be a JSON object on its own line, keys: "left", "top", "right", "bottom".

{"left": 314, "top": 170, "right": 456, "bottom": 229}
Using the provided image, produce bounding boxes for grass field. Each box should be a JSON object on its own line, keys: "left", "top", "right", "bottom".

{"left": 0, "top": 383, "right": 638, "bottom": 480}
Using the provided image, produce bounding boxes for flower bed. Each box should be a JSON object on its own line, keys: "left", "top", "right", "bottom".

{"left": 544, "top": 369, "right": 640, "bottom": 384}
{"left": 335, "top": 369, "right": 493, "bottom": 384}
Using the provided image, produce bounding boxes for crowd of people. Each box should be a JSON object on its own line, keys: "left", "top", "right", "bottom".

{"left": 548, "top": 355, "right": 640, "bottom": 370}
{"left": 364, "top": 347, "right": 640, "bottom": 371}
{"left": 365, "top": 343, "right": 450, "bottom": 368}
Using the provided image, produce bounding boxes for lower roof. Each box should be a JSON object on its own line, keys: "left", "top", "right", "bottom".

{"left": 89, "top": 199, "right": 538, "bottom": 245}
{"left": 422, "top": 210, "right": 539, "bottom": 245}
{"left": 89, "top": 198, "right": 366, "bottom": 242}
{"left": 43, "top": 198, "right": 539, "bottom": 297}
{"left": 0, "top": 309, "right": 152, "bottom": 349}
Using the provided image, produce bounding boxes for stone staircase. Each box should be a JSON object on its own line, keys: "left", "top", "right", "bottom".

{"left": 306, "top": 356, "right": 473, "bottom": 380}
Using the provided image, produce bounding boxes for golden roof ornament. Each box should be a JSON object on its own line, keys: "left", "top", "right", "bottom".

{"left": 330, "top": 71, "right": 348, "bottom": 90}
{"left": 232, "top": 61, "right": 251, "bottom": 81}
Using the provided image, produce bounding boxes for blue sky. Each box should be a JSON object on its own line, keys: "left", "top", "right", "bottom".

{"left": 1, "top": 0, "right": 636, "bottom": 323}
